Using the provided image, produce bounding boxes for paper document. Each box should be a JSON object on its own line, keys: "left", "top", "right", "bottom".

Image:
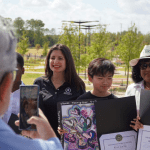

{"left": 137, "top": 125, "right": 150, "bottom": 150}
{"left": 100, "top": 130, "right": 137, "bottom": 150}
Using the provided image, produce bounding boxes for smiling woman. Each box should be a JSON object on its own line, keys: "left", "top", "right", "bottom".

{"left": 34, "top": 44, "right": 85, "bottom": 138}
{"left": 125, "top": 45, "right": 150, "bottom": 131}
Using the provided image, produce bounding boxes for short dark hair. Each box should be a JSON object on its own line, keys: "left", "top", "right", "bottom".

{"left": 45, "top": 44, "right": 85, "bottom": 91}
{"left": 16, "top": 52, "right": 24, "bottom": 68}
{"left": 131, "top": 58, "right": 150, "bottom": 83}
{"left": 88, "top": 58, "right": 115, "bottom": 78}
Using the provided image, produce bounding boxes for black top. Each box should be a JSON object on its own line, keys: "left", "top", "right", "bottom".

{"left": 77, "top": 91, "right": 117, "bottom": 100}
{"left": 34, "top": 77, "right": 85, "bottom": 137}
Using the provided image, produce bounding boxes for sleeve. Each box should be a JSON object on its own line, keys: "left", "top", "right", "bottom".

{"left": 4, "top": 133, "right": 63, "bottom": 150}
{"left": 38, "top": 138, "right": 63, "bottom": 150}
{"left": 36, "top": 137, "right": 63, "bottom": 150}
{"left": 34, "top": 137, "right": 63, "bottom": 150}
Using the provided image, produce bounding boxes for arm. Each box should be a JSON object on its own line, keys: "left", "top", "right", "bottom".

{"left": 11, "top": 108, "right": 63, "bottom": 150}
{"left": 16, "top": 109, "right": 57, "bottom": 140}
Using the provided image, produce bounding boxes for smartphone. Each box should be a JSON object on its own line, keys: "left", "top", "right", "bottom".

{"left": 19, "top": 85, "right": 39, "bottom": 130}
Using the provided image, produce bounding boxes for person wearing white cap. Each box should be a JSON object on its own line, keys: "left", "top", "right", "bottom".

{"left": 125, "top": 45, "right": 150, "bottom": 131}
{"left": 0, "top": 16, "right": 63, "bottom": 150}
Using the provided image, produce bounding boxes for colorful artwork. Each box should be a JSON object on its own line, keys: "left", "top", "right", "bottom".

{"left": 58, "top": 100, "right": 99, "bottom": 150}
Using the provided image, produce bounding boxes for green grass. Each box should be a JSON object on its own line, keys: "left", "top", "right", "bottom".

{"left": 110, "top": 87, "right": 126, "bottom": 92}
{"left": 22, "top": 73, "right": 43, "bottom": 85}
{"left": 25, "top": 48, "right": 45, "bottom": 55}
{"left": 117, "top": 67, "right": 132, "bottom": 72}
{"left": 25, "top": 68, "right": 45, "bottom": 72}
{"left": 113, "top": 74, "right": 129, "bottom": 78}
{"left": 25, "top": 63, "right": 41, "bottom": 66}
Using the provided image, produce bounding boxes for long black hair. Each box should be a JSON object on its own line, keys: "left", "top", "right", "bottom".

{"left": 45, "top": 44, "right": 85, "bottom": 91}
{"left": 131, "top": 59, "right": 150, "bottom": 83}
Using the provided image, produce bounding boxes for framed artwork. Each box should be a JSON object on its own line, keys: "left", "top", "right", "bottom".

{"left": 57, "top": 99, "right": 99, "bottom": 150}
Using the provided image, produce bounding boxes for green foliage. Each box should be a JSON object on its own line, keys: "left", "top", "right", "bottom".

{"left": 22, "top": 73, "right": 43, "bottom": 85}
{"left": 17, "top": 32, "right": 29, "bottom": 55}
{"left": 13, "top": 17, "right": 25, "bottom": 40}
{"left": 24, "top": 19, "right": 58, "bottom": 47}
{"left": 58, "top": 23, "right": 81, "bottom": 70}
{"left": 43, "top": 42, "right": 49, "bottom": 56}
{"left": 115, "top": 24, "right": 144, "bottom": 87}
{"left": 35, "top": 44, "right": 41, "bottom": 51}
{"left": 87, "top": 25, "right": 113, "bottom": 61}
{"left": 116, "top": 25, "right": 144, "bottom": 67}
{"left": 143, "top": 33, "right": 150, "bottom": 45}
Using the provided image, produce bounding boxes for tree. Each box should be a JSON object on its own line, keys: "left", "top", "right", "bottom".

{"left": 43, "top": 42, "right": 49, "bottom": 56}
{"left": 58, "top": 23, "right": 80, "bottom": 70}
{"left": 35, "top": 44, "right": 41, "bottom": 53}
{"left": 87, "top": 24, "right": 113, "bottom": 61}
{"left": 34, "top": 20, "right": 45, "bottom": 46}
{"left": 115, "top": 24, "right": 144, "bottom": 87}
{"left": 13, "top": 17, "right": 25, "bottom": 41}
{"left": 25, "top": 19, "right": 45, "bottom": 46}
{"left": 17, "top": 32, "right": 29, "bottom": 56}
{"left": 49, "top": 28, "right": 56, "bottom": 35}
{"left": 143, "top": 33, "right": 150, "bottom": 45}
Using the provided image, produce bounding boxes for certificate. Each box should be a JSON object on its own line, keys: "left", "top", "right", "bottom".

{"left": 137, "top": 125, "right": 150, "bottom": 150}
{"left": 100, "top": 130, "right": 137, "bottom": 150}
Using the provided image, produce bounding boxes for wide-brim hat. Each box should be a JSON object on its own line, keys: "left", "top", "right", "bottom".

{"left": 129, "top": 45, "right": 150, "bottom": 66}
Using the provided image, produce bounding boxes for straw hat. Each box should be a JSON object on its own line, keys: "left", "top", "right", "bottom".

{"left": 130, "top": 45, "right": 150, "bottom": 66}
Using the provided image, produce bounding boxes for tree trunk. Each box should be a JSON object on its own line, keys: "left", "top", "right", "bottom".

{"left": 126, "top": 65, "right": 129, "bottom": 89}
{"left": 84, "top": 68, "right": 86, "bottom": 80}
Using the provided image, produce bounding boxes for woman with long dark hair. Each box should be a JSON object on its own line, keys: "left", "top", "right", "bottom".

{"left": 34, "top": 44, "right": 85, "bottom": 137}
{"left": 126, "top": 45, "right": 150, "bottom": 130}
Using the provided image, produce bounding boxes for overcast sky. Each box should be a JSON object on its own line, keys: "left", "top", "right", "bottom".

{"left": 1, "top": 0, "right": 150, "bottom": 34}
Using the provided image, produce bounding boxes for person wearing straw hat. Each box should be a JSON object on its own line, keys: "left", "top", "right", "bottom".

{"left": 125, "top": 45, "right": 150, "bottom": 131}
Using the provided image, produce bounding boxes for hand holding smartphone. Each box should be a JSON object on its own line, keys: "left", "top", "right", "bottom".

{"left": 19, "top": 85, "right": 39, "bottom": 131}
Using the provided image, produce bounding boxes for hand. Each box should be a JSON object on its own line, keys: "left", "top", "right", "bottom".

{"left": 57, "top": 127, "right": 68, "bottom": 135}
{"left": 130, "top": 116, "right": 143, "bottom": 131}
{"left": 15, "top": 108, "right": 56, "bottom": 140}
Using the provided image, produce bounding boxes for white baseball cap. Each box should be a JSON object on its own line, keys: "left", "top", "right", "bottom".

{"left": 129, "top": 45, "right": 150, "bottom": 66}
{"left": 0, "top": 16, "right": 17, "bottom": 83}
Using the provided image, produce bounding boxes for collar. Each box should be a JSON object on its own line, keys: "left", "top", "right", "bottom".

{"left": 11, "top": 81, "right": 24, "bottom": 94}
{"left": 44, "top": 76, "right": 70, "bottom": 86}
{"left": 133, "top": 80, "right": 144, "bottom": 89}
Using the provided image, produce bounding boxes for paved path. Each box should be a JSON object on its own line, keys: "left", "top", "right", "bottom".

{"left": 25, "top": 66, "right": 128, "bottom": 98}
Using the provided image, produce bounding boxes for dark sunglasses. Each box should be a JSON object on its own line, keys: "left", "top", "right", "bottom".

{"left": 139, "top": 63, "right": 150, "bottom": 70}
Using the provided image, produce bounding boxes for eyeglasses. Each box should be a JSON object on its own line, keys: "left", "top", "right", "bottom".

{"left": 139, "top": 63, "right": 150, "bottom": 70}
{"left": 12, "top": 68, "right": 18, "bottom": 81}
{"left": 0, "top": 68, "right": 18, "bottom": 85}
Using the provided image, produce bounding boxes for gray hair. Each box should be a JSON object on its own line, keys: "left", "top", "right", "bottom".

{"left": 0, "top": 16, "right": 17, "bottom": 83}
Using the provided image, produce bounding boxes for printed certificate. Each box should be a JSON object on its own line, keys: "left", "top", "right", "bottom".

{"left": 137, "top": 125, "right": 150, "bottom": 150}
{"left": 100, "top": 130, "right": 137, "bottom": 150}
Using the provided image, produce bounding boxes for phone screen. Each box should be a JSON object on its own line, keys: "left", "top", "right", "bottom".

{"left": 19, "top": 85, "right": 39, "bottom": 130}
